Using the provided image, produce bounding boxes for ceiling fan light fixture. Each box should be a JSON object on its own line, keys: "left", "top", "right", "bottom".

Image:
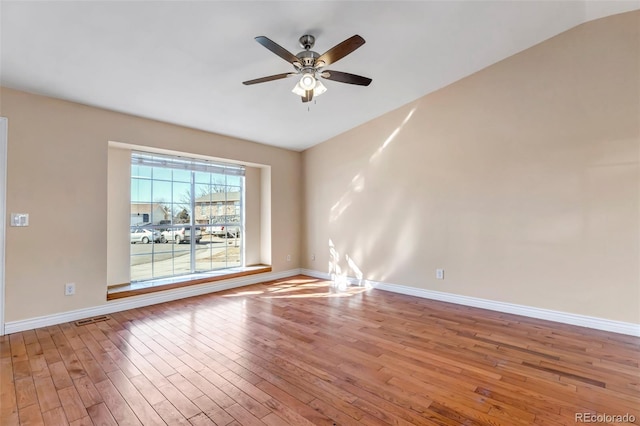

{"left": 292, "top": 79, "right": 327, "bottom": 98}
{"left": 314, "top": 80, "right": 327, "bottom": 96}
{"left": 299, "top": 73, "right": 316, "bottom": 90}
{"left": 291, "top": 82, "right": 306, "bottom": 96}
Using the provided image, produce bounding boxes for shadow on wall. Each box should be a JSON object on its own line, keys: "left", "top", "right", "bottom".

{"left": 328, "top": 238, "right": 370, "bottom": 290}
{"left": 326, "top": 107, "right": 419, "bottom": 285}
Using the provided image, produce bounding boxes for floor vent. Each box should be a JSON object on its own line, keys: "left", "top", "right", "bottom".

{"left": 74, "top": 315, "right": 110, "bottom": 326}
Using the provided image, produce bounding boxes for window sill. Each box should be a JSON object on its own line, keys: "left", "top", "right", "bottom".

{"left": 106, "top": 265, "right": 272, "bottom": 300}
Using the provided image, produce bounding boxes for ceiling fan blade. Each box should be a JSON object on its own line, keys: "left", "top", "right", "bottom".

{"left": 302, "top": 90, "right": 313, "bottom": 103}
{"left": 315, "top": 35, "right": 365, "bottom": 67}
{"left": 322, "top": 70, "right": 372, "bottom": 86}
{"left": 242, "top": 73, "right": 295, "bottom": 85}
{"left": 255, "top": 36, "right": 300, "bottom": 65}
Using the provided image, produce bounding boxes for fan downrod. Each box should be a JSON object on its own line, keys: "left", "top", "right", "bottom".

{"left": 299, "top": 35, "right": 315, "bottom": 50}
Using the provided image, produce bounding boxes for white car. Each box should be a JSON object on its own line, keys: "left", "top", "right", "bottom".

{"left": 161, "top": 226, "right": 202, "bottom": 244}
{"left": 211, "top": 226, "right": 241, "bottom": 238}
{"left": 130, "top": 228, "right": 162, "bottom": 244}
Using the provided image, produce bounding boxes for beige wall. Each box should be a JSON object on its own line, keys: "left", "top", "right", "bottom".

{"left": 303, "top": 12, "right": 640, "bottom": 323}
{"left": 107, "top": 146, "right": 131, "bottom": 285}
{"left": 1, "top": 87, "right": 302, "bottom": 322}
{"left": 244, "top": 165, "right": 262, "bottom": 266}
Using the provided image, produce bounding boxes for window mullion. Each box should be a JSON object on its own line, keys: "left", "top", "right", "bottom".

{"left": 190, "top": 171, "right": 196, "bottom": 274}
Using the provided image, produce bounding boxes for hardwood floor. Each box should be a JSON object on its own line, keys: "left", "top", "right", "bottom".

{"left": 1, "top": 275, "right": 639, "bottom": 425}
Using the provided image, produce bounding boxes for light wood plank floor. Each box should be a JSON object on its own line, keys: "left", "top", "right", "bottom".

{"left": 2, "top": 275, "right": 639, "bottom": 425}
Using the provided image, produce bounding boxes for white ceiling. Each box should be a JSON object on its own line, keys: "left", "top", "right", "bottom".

{"left": 1, "top": 1, "right": 638, "bottom": 151}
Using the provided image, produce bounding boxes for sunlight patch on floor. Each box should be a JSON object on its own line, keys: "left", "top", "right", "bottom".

{"left": 214, "top": 275, "right": 372, "bottom": 300}
{"left": 221, "top": 290, "right": 265, "bottom": 297}
{"left": 262, "top": 286, "right": 369, "bottom": 299}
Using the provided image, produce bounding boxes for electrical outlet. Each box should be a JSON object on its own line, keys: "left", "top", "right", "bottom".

{"left": 10, "top": 213, "right": 29, "bottom": 227}
{"left": 436, "top": 269, "right": 444, "bottom": 280}
{"left": 286, "top": 254, "right": 291, "bottom": 262}
{"left": 65, "top": 282, "right": 75, "bottom": 296}
{"left": 311, "top": 254, "right": 316, "bottom": 261}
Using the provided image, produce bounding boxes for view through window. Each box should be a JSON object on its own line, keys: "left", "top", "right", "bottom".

{"left": 130, "top": 152, "right": 244, "bottom": 282}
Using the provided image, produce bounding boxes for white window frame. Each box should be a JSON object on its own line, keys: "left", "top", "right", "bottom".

{"left": 130, "top": 151, "right": 245, "bottom": 281}
{"left": 0, "top": 117, "right": 7, "bottom": 335}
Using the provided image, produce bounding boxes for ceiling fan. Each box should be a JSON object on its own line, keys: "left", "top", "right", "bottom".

{"left": 242, "top": 34, "right": 372, "bottom": 103}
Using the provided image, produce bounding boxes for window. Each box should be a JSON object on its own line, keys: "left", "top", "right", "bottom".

{"left": 130, "top": 151, "right": 244, "bottom": 282}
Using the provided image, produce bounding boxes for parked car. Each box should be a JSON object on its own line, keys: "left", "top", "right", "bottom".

{"left": 130, "top": 228, "right": 162, "bottom": 244}
{"left": 161, "top": 226, "right": 202, "bottom": 244}
{"left": 211, "top": 226, "right": 241, "bottom": 238}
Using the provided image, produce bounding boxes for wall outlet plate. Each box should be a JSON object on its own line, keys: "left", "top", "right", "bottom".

{"left": 11, "top": 213, "right": 29, "bottom": 227}
{"left": 436, "top": 269, "right": 445, "bottom": 280}
{"left": 65, "top": 283, "right": 76, "bottom": 296}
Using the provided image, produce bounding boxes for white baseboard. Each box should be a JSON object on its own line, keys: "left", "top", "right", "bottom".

{"left": 300, "top": 269, "right": 331, "bottom": 280}
{"left": 4, "top": 269, "right": 301, "bottom": 334}
{"left": 301, "top": 269, "right": 640, "bottom": 337}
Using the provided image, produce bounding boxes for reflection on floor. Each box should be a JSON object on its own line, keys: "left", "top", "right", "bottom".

{"left": 223, "top": 276, "right": 369, "bottom": 300}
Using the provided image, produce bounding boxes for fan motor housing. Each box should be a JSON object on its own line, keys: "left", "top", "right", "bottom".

{"left": 297, "top": 35, "right": 320, "bottom": 68}
{"left": 296, "top": 50, "right": 319, "bottom": 67}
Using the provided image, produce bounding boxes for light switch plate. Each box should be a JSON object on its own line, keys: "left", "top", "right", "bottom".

{"left": 10, "top": 213, "right": 29, "bottom": 227}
